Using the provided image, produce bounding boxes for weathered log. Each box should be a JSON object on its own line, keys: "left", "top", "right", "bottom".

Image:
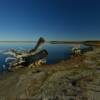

{"left": 9, "top": 49, "right": 48, "bottom": 69}
{"left": 29, "top": 37, "right": 45, "bottom": 53}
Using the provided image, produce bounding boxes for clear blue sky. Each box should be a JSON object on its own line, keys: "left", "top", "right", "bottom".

{"left": 0, "top": 0, "right": 99, "bottom": 41}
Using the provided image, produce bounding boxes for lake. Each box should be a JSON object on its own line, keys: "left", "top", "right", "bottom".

{"left": 0, "top": 43, "right": 87, "bottom": 71}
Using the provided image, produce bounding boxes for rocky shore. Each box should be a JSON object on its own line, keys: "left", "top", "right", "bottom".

{"left": 0, "top": 47, "right": 100, "bottom": 100}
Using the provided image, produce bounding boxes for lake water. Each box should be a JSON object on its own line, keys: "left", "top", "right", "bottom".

{"left": 0, "top": 43, "right": 87, "bottom": 71}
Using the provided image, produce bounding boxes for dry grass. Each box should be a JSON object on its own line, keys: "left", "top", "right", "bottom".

{"left": 0, "top": 47, "right": 100, "bottom": 100}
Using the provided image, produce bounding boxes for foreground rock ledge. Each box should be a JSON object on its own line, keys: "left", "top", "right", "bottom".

{"left": 0, "top": 48, "right": 100, "bottom": 100}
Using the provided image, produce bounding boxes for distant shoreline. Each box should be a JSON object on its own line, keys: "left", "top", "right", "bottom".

{"left": 0, "top": 41, "right": 99, "bottom": 47}
{"left": 49, "top": 41, "right": 100, "bottom": 47}
{"left": 0, "top": 41, "right": 36, "bottom": 43}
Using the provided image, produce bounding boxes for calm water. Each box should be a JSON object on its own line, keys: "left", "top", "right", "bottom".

{"left": 0, "top": 43, "right": 86, "bottom": 71}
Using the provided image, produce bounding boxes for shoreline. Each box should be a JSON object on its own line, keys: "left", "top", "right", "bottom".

{"left": 0, "top": 46, "right": 100, "bottom": 100}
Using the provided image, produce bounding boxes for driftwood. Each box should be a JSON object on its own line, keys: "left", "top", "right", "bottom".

{"left": 5, "top": 37, "right": 48, "bottom": 70}
{"left": 10, "top": 49, "right": 48, "bottom": 66}
{"left": 71, "top": 46, "right": 94, "bottom": 56}
{"left": 29, "top": 37, "right": 45, "bottom": 53}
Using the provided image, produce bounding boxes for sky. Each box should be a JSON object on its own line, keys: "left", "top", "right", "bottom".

{"left": 0, "top": 0, "right": 100, "bottom": 41}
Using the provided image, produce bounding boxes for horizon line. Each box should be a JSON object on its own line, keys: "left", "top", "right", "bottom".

{"left": 0, "top": 40, "right": 99, "bottom": 42}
